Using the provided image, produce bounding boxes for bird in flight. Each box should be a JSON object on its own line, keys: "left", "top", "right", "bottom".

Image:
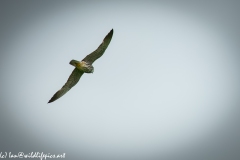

{"left": 48, "top": 29, "right": 113, "bottom": 103}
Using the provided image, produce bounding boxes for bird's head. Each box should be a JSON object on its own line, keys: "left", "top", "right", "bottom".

{"left": 69, "top": 60, "right": 79, "bottom": 67}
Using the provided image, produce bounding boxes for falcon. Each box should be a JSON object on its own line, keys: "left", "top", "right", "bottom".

{"left": 48, "top": 29, "right": 113, "bottom": 103}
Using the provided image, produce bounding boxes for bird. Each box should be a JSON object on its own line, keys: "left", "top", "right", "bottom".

{"left": 48, "top": 29, "right": 113, "bottom": 103}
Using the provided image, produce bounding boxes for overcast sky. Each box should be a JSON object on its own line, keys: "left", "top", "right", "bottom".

{"left": 0, "top": 1, "right": 240, "bottom": 160}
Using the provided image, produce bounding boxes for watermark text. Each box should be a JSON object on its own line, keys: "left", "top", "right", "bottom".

{"left": 0, "top": 152, "right": 65, "bottom": 160}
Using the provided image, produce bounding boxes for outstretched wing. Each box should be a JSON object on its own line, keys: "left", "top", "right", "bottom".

{"left": 48, "top": 68, "right": 84, "bottom": 103}
{"left": 82, "top": 29, "right": 113, "bottom": 64}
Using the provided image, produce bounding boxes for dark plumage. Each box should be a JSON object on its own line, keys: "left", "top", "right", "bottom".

{"left": 48, "top": 29, "right": 113, "bottom": 103}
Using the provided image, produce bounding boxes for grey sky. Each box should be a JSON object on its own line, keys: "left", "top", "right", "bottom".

{"left": 0, "top": 1, "right": 240, "bottom": 160}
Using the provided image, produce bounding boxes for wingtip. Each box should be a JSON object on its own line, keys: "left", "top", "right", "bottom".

{"left": 48, "top": 98, "right": 54, "bottom": 103}
{"left": 103, "top": 29, "right": 113, "bottom": 41}
{"left": 107, "top": 29, "right": 113, "bottom": 38}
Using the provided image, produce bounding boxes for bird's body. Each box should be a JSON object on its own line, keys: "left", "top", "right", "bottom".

{"left": 73, "top": 60, "right": 94, "bottom": 73}
{"left": 48, "top": 29, "right": 113, "bottom": 103}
